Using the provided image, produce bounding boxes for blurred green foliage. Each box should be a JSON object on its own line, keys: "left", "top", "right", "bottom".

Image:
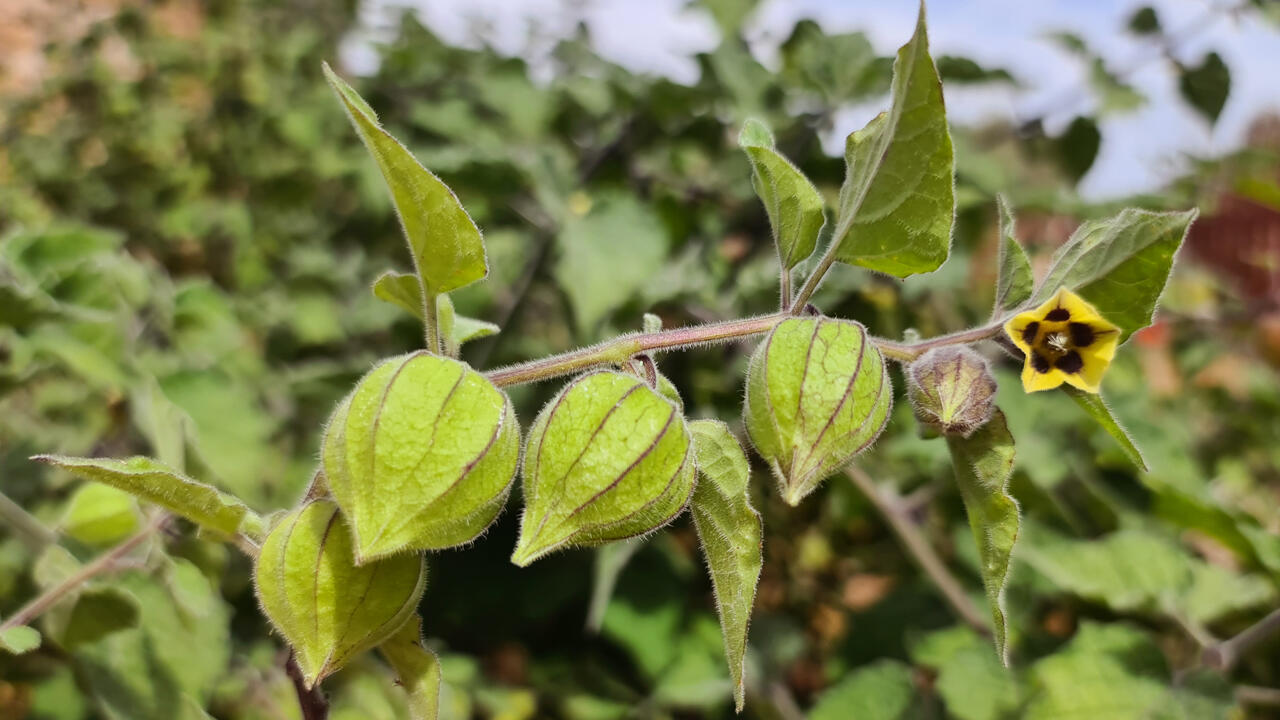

{"left": 2, "top": 0, "right": 1279, "bottom": 718}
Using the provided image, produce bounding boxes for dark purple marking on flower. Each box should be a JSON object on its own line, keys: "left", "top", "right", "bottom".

{"left": 1022, "top": 321, "right": 1040, "bottom": 346}
{"left": 1056, "top": 350, "right": 1084, "bottom": 374}
{"left": 1031, "top": 352, "right": 1051, "bottom": 374}
{"left": 1045, "top": 307, "right": 1070, "bottom": 322}
{"left": 1068, "top": 322, "right": 1094, "bottom": 347}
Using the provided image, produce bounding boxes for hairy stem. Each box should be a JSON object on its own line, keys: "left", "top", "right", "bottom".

{"left": 779, "top": 268, "right": 792, "bottom": 311}
{"left": 846, "top": 466, "right": 991, "bottom": 635}
{"left": 286, "top": 652, "right": 330, "bottom": 720}
{"left": 1203, "top": 608, "right": 1280, "bottom": 672}
{"left": 485, "top": 312, "right": 1006, "bottom": 387}
{"left": 423, "top": 291, "right": 441, "bottom": 355}
{"left": 0, "top": 491, "right": 57, "bottom": 552}
{"left": 0, "top": 513, "right": 169, "bottom": 631}
{"left": 788, "top": 244, "right": 838, "bottom": 314}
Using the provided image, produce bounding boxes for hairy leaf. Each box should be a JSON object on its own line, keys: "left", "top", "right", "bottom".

{"left": 380, "top": 617, "right": 442, "bottom": 720}
{"left": 373, "top": 272, "right": 500, "bottom": 349}
{"left": 992, "top": 196, "right": 1033, "bottom": 314}
{"left": 831, "top": 4, "right": 954, "bottom": 278}
{"left": 34, "top": 455, "right": 263, "bottom": 540}
{"left": 1032, "top": 208, "right": 1198, "bottom": 342}
{"left": 0, "top": 626, "right": 41, "bottom": 655}
{"left": 738, "top": 118, "right": 825, "bottom": 270}
{"left": 688, "top": 420, "right": 762, "bottom": 712}
{"left": 1063, "top": 387, "right": 1147, "bottom": 471}
{"left": 1054, "top": 116, "right": 1101, "bottom": 184}
{"left": 946, "top": 409, "right": 1019, "bottom": 663}
{"left": 324, "top": 63, "right": 486, "bottom": 296}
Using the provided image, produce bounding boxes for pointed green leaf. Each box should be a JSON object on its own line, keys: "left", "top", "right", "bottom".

{"left": 688, "top": 420, "right": 762, "bottom": 712}
{"left": 373, "top": 271, "right": 500, "bottom": 350}
{"left": 1062, "top": 386, "right": 1147, "bottom": 471}
{"left": 324, "top": 63, "right": 486, "bottom": 296}
{"left": 1179, "top": 52, "right": 1230, "bottom": 125}
{"left": 380, "top": 616, "right": 442, "bottom": 720}
{"left": 34, "top": 455, "right": 262, "bottom": 540}
{"left": 992, "top": 196, "right": 1033, "bottom": 314}
{"left": 946, "top": 409, "right": 1019, "bottom": 664}
{"left": 1031, "top": 208, "right": 1198, "bottom": 342}
{"left": 831, "top": 4, "right": 954, "bottom": 278}
{"left": 738, "top": 118, "right": 825, "bottom": 270}
{"left": 0, "top": 625, "right": 41, "bottom": 655}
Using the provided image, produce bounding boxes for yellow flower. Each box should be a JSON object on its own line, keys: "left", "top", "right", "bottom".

{"left": 1004, "top": 288, "right": 1120, "bottom": 394}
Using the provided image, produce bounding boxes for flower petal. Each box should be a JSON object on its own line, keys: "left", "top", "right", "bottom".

{"left": 1004, "top": 313, "right": 1038, "bottom": 355}
{"left": 1021, "top": 356, "right": 1065, "bottom": 393}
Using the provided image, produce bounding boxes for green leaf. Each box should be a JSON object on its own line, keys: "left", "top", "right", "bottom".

{"left": 75, "top": 559, "right": 231, "bottom": 720}
{"left": 946, "top": 409, "right": 1019, "bottom": 663}
{"left": 1031, "top": 208, "right": 1198, "bottom": 342}
{"left": 554, "top": 194, "right": 668, "bottom": 333}
{"left": 34, "top": 455, "right": 263, "bottom": 540}
{"left": 688, "top": 420, "right": 762, "bottom": 712}
{"left": 1179, "top": 52, "right": 1230, "bottom": 125}
{"left": 738, "top": 118, "right": 825, "bottom": 270}
{"left": 380, "top": 617, "right": 443, "bottom": 720}
{"left": 992, "top": 195, "right": 1033, "bottom": 314}
{"left": 1054, "top": 115, "right": 1101, "bottom": 185}
{"left": 831, "top": 4, "right": 954, "bottom": 278}
{"left": 373, "top": 271, "right": 426, "bottom": 319}
{"left": 912, "top": 626, "right": 1020, "bottom": 720}
{"left": 810, "top": 660, "right": 915, "bottom": 720}
{"left": 1062, "top": 387, "right": 1147, "bottom": 471}
{"left": 46, "top": 587, "right": 141, "bottom": 650}
{"left": 373, "top": 272, "right": 500, "bottom": 349}
{"left": 0, "top": 625, "right": 41, "bottom": 655}
{"left": 1127, "top": 6, "right": 1161, "bottom": 35}
{"left": 60, "top": 483, "right": 141, "bottom": 547}
{"left": 324, "top": 63, "right": 487, "bottom": 297}
{"left": 1025, "top": 621, "right": 1169, "bottom": 720}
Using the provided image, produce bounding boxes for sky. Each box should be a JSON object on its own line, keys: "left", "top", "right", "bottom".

{"left": 340, "top": 0, "right": 1280, "bottom": 200}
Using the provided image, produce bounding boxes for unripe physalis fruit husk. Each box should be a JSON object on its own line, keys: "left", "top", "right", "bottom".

{"left": 744, "top": 317, "right": 892, "bottom": 505}
{"left": 254, "top": 500, "right": 426, "bottom": 688}
{"left": 511, "top": 370, "right": 695, "bottom": 566}
{"left": 907, "top": 347, "right": 997, "bottom": 437}
{"left": 322, "top": 351, "right": 519, "bottom": 561}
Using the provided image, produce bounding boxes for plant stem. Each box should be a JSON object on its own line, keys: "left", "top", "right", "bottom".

{"left": 779, "top": 268, "right": 792, "bottom": 311}
{"left": 845, "top": 466, "right": 991, "bottom": 635}
{"left": 1203, "top": 608, "right": 1280, "bottom": 672}
{"left": 0, "top": 491, "right": 57, "bottom": 552}
{"left": 0, "top": 513, "right": 169, "bottom": 631}
{"left": 423, "top": 291, "right": 441, "bottom": 355}
{"left": 788, "top": 244, "right": 838, "bottom": 314}
{"left": 286, "top": 652, "right": 330, "bottom": 720}
{"left": 484, "top": 312, "right": 1006, "bottom": 388}
{"left": 485, "top": 312, "right": 787, "bottom": 387}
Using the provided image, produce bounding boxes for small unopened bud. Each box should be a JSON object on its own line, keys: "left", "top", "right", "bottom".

{"left": 907, "top": 347, "right": 997, "bottom": 437}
